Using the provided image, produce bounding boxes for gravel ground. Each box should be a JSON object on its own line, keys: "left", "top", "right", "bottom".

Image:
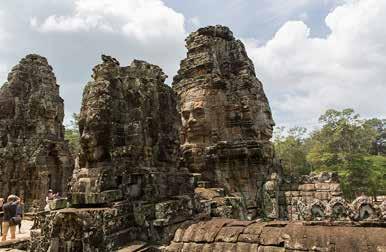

{"left": 0, "top": 220, "right": 33, "bottom": 242}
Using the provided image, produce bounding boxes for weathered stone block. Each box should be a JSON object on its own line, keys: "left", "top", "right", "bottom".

{"left": 213, "top": 242, "right": 236, "bottom": 252}
{"left": 202, "top": 243, "right": 215, "bottom": 252}
{"left": 133, "top": 203, "right": 155, "bottom": 226}
{"left": 259, "top": 227, "right": 284, "bottom": 246}
{"left": 48, "top": 198, "right": 68, "bottom": 210}
{"left": 243, "top": 222, "right": 265, "bottom": 236}
{"left": 215, "top": 226, "right": 244, "bottom": 242}
{"left": 195, "top": 187, "right": 223, "bottom": 200}
{"left": 315, "top": 192, "right": 330, "bottom": 201}
{"left": 330, "top": 183, "right": 341, "bottom": 192}
{"left": 238, "top": 233, "right": 260, "bottom": 243}
{"left": 258, "top": 246, "right": 285, "bottom": 252}
{"left": 298, "top": 184, "right": 315, "bottom": 191}
{"left": 154, "top": 196, "right": 193, "bottom": 225}
{"left": 315, "top": 183, "right": 332, "bottom": 191}
{"left": 202, "top": 219, "right": 232, "bottom": 243}
{"left": 236, "top": 242, "right": 259, "bottom": 251}
{"left": 71, "top": 189, "right": 122, "bottom": 205}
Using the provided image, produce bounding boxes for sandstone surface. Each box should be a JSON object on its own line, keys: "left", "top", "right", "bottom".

{"left": 166, "top": 218, "right": 386, "bottom": 252}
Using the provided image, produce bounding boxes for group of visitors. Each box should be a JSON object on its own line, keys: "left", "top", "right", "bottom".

{"left": 0, "top": 189, "right": 60, "bottom": 242}
{"left": 0, "top": 195, "right": 24, "bottom": 241}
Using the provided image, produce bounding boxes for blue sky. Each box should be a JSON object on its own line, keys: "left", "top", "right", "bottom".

{"left": 0, "top": 0, "right": 385, "bottom": 130}
{"left": 164, "top": 0, "right": 340, "bottom": 39}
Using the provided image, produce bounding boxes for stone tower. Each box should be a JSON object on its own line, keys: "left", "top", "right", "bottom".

{"left": 70, "top": 55, "right": 191, "bottom": 205}
{"left": 0, "top": 54, "right": 73, "bottom": 210}
{"left": 173, "top": 25, "right": 277, "bottom": 217}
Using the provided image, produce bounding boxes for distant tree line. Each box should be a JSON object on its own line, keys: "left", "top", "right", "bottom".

{"left": 274, "top": 108, "right": 386, "bottom": 200}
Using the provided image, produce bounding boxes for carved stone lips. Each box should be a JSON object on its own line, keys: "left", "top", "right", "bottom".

{"left": 187, "top": 126, "right": 204, "bottom": 133}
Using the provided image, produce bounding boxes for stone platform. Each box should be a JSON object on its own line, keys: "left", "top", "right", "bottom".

{"left": 165, "top": 218, "right": 386, "bottom": 252}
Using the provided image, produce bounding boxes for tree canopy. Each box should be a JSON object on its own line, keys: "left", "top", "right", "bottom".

{"left": 274, "top": 108, "right": 386, "bottom": 200}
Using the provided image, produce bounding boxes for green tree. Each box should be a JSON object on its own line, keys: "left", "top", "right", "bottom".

{"left": 273, "top": 126, "right": 311, "bottom": 176}
{"left": 363, "top": 118, "right": 386, "bottom": 155}
{"left": 366, "top": 155, "right": 386, "bottom": 198}
{"left": 306, "top": 108, "right": 384, "bottom": 199}
{"left": 64, "top": 113, "right": 80, "bottom": 155}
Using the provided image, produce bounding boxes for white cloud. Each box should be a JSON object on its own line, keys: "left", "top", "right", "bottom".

{"left": 31, "top": 0, "right": 186, "bottom": 43}
{"left": 32, "top": 15, "right": 111, "bottom": 32}
{"left": 246, "top": 0, "right": 386, "bottom": 127}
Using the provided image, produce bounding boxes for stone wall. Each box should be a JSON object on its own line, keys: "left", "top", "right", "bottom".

{"left": 276, "top": 172, "right": 386, "bottom": 222}
{"left": 0, "top": 54, "right": 73, "bottom": 210}
{"left": 280, "top": 172, "right": 343, "bottom": 220}
{"left": 165, "top": 218, "right": 386, "bottom": 252}
{"left": 30, "top": 197, "right": 196, "bottom": 251}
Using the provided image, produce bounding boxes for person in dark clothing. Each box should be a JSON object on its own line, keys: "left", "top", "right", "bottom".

{"left": 2, "top": 195, "right": 19, "bottom": 241}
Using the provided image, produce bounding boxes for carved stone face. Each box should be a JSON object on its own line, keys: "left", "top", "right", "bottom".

{"left": 180, "top": 88, "right": 212, "bottom": 145}
{"left": 257, "top": 103, "right": 275, "bottom": 141}
{"left": 179, "top": 85, "right": 275, "bottom": 145}
{"left": 181, "top": 100, "right": 207, "bottom": 139}
{"left": 80, "top": 131, "right": 104, "bottom": 162}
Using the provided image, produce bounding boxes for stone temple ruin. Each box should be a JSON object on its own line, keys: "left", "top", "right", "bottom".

{"left": 0, "top": 25, "right": 385, "bottom": 251}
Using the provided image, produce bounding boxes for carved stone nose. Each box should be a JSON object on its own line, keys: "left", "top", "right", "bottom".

{"left": 188, "top": 116, "right": 197, "bottom": 125}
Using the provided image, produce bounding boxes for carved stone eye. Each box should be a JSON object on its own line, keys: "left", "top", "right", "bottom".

{"left": 182, "top": 111, "right": 190, "bottom": 120}
{"left": 193, "top": 107, "right": 204, "bottom": 117}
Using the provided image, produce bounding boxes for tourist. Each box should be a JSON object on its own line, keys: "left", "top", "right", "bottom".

{"left": 16, "top": 197, "right": 24, "bottom": 234}
{"left": 2, "top": 195, "right": 20, "bottom": 241}
{"left": 44, "top": 189, "right": 55, "bottom": 211}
